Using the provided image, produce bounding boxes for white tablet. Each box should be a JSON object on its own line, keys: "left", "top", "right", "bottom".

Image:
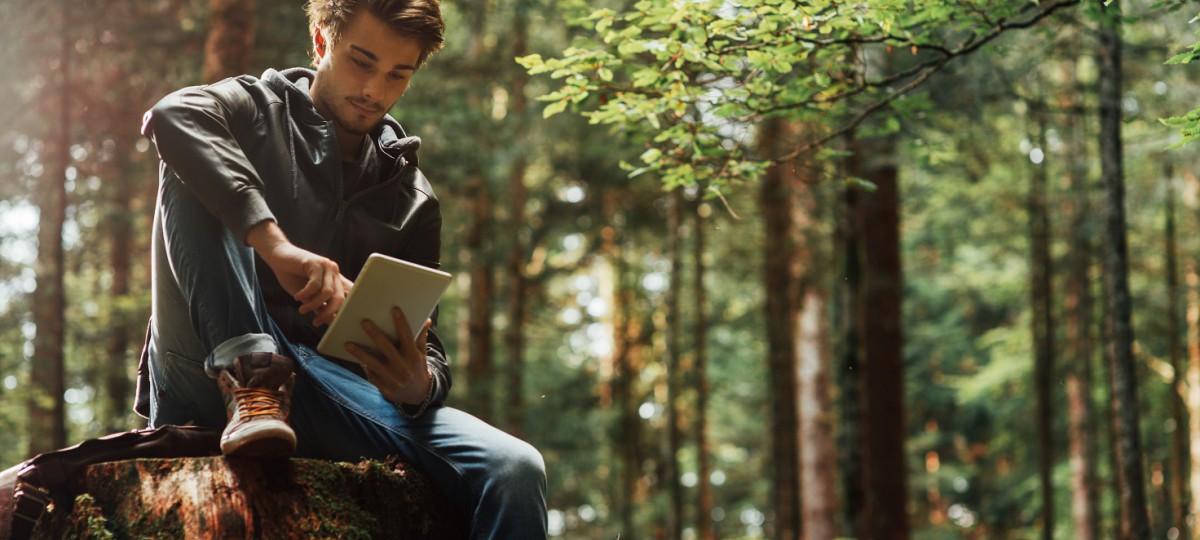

{"left": 316, "top": 253, "right": 452, "bottom": 363}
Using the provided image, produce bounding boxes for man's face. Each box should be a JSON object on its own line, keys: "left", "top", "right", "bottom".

{"left": 310, "top": 12, "right": 422, "bottom": 138}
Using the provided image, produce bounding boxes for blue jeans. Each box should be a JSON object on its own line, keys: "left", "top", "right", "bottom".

{"left": 146, "top": 174, "right": 548, "bottom": 539}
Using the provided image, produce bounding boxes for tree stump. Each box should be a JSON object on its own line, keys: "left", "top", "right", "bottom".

{"left": 32, "top": 457, "right": 467, "bottom": 539}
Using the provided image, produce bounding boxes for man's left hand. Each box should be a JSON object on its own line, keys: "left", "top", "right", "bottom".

{"left": 345, "top": 306, "right": 432, "bottom": 406}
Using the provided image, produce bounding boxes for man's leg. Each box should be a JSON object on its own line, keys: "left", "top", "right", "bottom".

{"left": 288, "top": 347, "right": 548, "bottom": 539}
{"left": 149, "top": 172, "right": 295, "bottom": 456}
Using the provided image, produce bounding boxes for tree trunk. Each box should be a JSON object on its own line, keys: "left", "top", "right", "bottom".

{"left": 693, "top": 203, "right": 715, "bottom": 540}
{"left": 1097, "top": 4, "right": 1150, "bottom": 538}
{"left": 1027, "top": 93, "right": 1055, "bottom": 540}
{"left": 1062, "top": 64, "right": 1099, "bottom": 540}
{"left": 203, "top": 0, "right": 255, "bottom": 83}
{"left": 465, "top": 175, "right": 494, "bottom": 423}
{"left": 1187, "top": 259, "right": 1200, "bottom": 540}
{"left": 502, "top": 3, "right": 530, "bottom": 438}
{"left": 33, "top": 457, "right": 466, "bottom": 539}
{"left": 855, "top": 129, "right": 909, "bottom": 540}
{"left": 29, "top": 0, "right": 71, "bottom": 456}
{"left": 103, "top": 141, "right": 135, "bottom": 432}
{"left": 664, "top": 188, "right": 684, "bottom": 540}
{"left": 798, "top": 284, "right": 836, "bottom": 540}
{"left": 1165, "top": 161, "right": 1188, "bottom": 538}
{"left": 604, "top": 191, "right": 641, "bottom": 538}
{"left": 790, "top": 138, "right": 837, "bottom": 540}
{"left": 760, "top": 117, "right": 800, "bottom": 540}
{"left": 837, "top": 148, "right": 866, "bottom": 538}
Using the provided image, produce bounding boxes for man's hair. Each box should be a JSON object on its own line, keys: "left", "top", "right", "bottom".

{"left": 305, "top": 0, "right": 445, "bottom": 67}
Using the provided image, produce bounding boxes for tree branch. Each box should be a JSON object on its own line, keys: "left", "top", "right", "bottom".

{"left": 774, "top": 0, "right": 1080, "bottom": 163}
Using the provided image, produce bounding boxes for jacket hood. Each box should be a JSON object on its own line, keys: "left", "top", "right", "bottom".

{"left": 262, "top": 67, "right": 422, "bottom": 167}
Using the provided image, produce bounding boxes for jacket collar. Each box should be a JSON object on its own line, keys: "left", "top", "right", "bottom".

{"left": 261, "top": 67, "right": 422, "bottom": 168}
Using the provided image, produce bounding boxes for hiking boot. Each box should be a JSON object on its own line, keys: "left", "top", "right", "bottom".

{"left": 218, "top": 352, "right": 297, "bottom": 458}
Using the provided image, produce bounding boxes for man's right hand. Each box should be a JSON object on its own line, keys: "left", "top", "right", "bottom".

{"left": 246, "top": 220, "right": 349, "bottom": 327}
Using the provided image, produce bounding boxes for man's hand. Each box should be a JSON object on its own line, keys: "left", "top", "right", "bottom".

{"left": 345, "top": 306, "right": 432, "bottom": 406}
{"left": 247, "top": 220, "right": 349, "bottom": 326}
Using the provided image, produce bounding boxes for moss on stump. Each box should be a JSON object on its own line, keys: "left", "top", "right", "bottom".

{"left": 32, "top": 457, "right": 467, "bottom": 539}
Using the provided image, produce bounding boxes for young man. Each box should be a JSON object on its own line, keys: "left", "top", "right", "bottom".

{"left": 135, "top": 1, "right": 547, "bottom": 537}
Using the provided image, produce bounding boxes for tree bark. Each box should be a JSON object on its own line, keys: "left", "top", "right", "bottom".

{"left": 29, "top": 0, "right": 71, "bottom": 456}
{"left": 855, "top": 129, "right": 909, "bottom": 540}
{"left": 604, "top": 191, "right": 642, "bottom": 538}
{"left": 790, "top": 136, "right": 837, "bottom": 540}
{"left": 693, "top": 203, "right": 714, "bottom": 540}
{"left": 1165, "top": 161, "right": 1188, "bottom": 538}
{"left": 1027, "top": 93, "right": 1055, "bottom": 540}
{"left": 34, "top": 457, "right": 466, "bottom": 539}
{"left": 1187, "top": 259, "right": 1200, "bottom": 540}
{"left": 798, "top": 284, "right": 836, "bottom": 540}
{"left": 664, "top": 188, "right": 684, "bottom": 540}
{"left": 1062, "top": 66, "right": 1099, "bottom": 540}
{"left": 203, "top": 0, "right": 255, "bottom": 83}
{"left": 759, "top": 117, "right": 800, "bottom": 540}
{"left": 502, "top": 3, "right": 530, "bottom": 438}
{"left": 1097, "top": 4, "right": 1151, "bottom": 538}
{"left": 103, "top": 138, "right": 135, "bottom": 433}
{"left": 466, "top": 175, "right": 495, "bottom": 423}
{"left": 837, "top": 149, "right": 866, "bottom": 538}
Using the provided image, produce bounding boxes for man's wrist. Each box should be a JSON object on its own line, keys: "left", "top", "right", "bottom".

{"left": 397, "top": 367, "right": 435, "bottom": 419}
{"left": 245, "top": 219, "right": 288, "bottom": 259}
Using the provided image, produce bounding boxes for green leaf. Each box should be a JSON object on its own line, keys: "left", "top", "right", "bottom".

{"left": 543, "top": 100, "right": 568, "bottom": 118}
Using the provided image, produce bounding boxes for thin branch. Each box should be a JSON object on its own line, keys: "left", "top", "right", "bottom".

{"left": 775, "top": 0, "right": 1080, "bottom": 163}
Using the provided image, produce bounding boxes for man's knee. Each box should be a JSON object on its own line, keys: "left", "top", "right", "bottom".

{"left": 492, "top": 438, "right": 546, "bottom": 490}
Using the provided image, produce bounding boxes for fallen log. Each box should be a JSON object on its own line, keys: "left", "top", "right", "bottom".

{"left": 31, "top": 456, "right": 467, "bottom": 539}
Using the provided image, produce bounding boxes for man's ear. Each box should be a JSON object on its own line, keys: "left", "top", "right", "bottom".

{"left": 312, "top": 27, "right": 328, "bottom": 61}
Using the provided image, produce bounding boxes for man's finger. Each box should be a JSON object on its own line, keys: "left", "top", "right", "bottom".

{"left": 361, "top": 318, "right": 400, "bottom": 359}
{"left": 392, "top": 306, "right": 414, "bottom": 345}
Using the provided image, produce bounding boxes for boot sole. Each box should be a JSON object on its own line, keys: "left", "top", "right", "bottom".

{"left": 221, "top": 422, "right": 297, "bottom": 458}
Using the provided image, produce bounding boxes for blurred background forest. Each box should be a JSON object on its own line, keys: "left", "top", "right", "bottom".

{"left": 2, "top": 0, "right": 1200, "bottom": 538}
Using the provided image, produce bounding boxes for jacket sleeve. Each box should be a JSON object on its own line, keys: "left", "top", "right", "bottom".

{"left": 141, "top": 80, "right": 275, "bottom": 242}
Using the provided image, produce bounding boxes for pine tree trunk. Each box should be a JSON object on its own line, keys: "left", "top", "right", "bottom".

{"left": 1187, "top": 260, "right": 1200, "bottom": 540}
{"left": 855, "top": 131, "right": 909, "bottom": 540}
{"left": 760, "top": 117, "right": 800, "bottom": 540}
{"left": 790, "top": 139, "right": 837, "bottom": 540}
{"left": 29, "top": 0, "right": 71, "bottom": 456}
{"left": 466, "top": 175, "right": 494, "bottom": 423}
{"left": 798, "top": 285, "right": 836, "bottom": 540}
{"left": 203, "top": 0, "right": 255, "bottom": 83}
{"left": 1063, "top": 70, "right": 1099, "bottom": 540}
{"left": 693, "top": 203, "right": 715, "bottom": 540}
{"left": 1165, "top": 162, "right": 1188, "bottom": 538}
{"left": 604, "top": 191, "right": 641, "bottom": 538}
{"left": 103, "top": 140, "right": 135, "bottom": 432}
{"left": 1028, "top": 94, "right": 1055, "bottom": 540}
{"left": 1097, "top": 5, "right": 1150, "bottom": 538}
{"left": 33, "top": 457, "right": 466, "bottom": 539}
{"left": 837, "top": 151, "right": 866, "bottom": 538}
{"left": 502, "top": 4, "right": 530, "bottom": 437}
{"left": 664, "top": 188, "right": 684, "bottom": 540}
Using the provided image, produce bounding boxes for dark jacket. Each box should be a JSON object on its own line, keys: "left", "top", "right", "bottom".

{"left": 136, "top": 67, "right": 450, "bottom": 415}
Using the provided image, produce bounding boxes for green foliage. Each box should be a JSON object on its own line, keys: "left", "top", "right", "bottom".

{"left": 521, "top": 0, "right": 1077, "bottom": 194}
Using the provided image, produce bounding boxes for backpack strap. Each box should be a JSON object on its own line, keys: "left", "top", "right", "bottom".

{"left": 8, "top": 465, "right": 49, "bottom": 540}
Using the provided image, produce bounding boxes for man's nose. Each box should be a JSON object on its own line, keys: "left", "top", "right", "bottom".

{"left": 362, "top": 74, "right": 385, "bottom": 103}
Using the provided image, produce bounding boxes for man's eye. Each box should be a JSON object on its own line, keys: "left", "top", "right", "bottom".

{"left": 353, "top": 59, "right": 370, "bottom": 68}
{"left": 389, "top": 72, "right": 407, "bottom": 81}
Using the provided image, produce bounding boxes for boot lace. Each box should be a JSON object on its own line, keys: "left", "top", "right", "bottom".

{"left": 232, "top": 387, "right": 286, "bottom": 419}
